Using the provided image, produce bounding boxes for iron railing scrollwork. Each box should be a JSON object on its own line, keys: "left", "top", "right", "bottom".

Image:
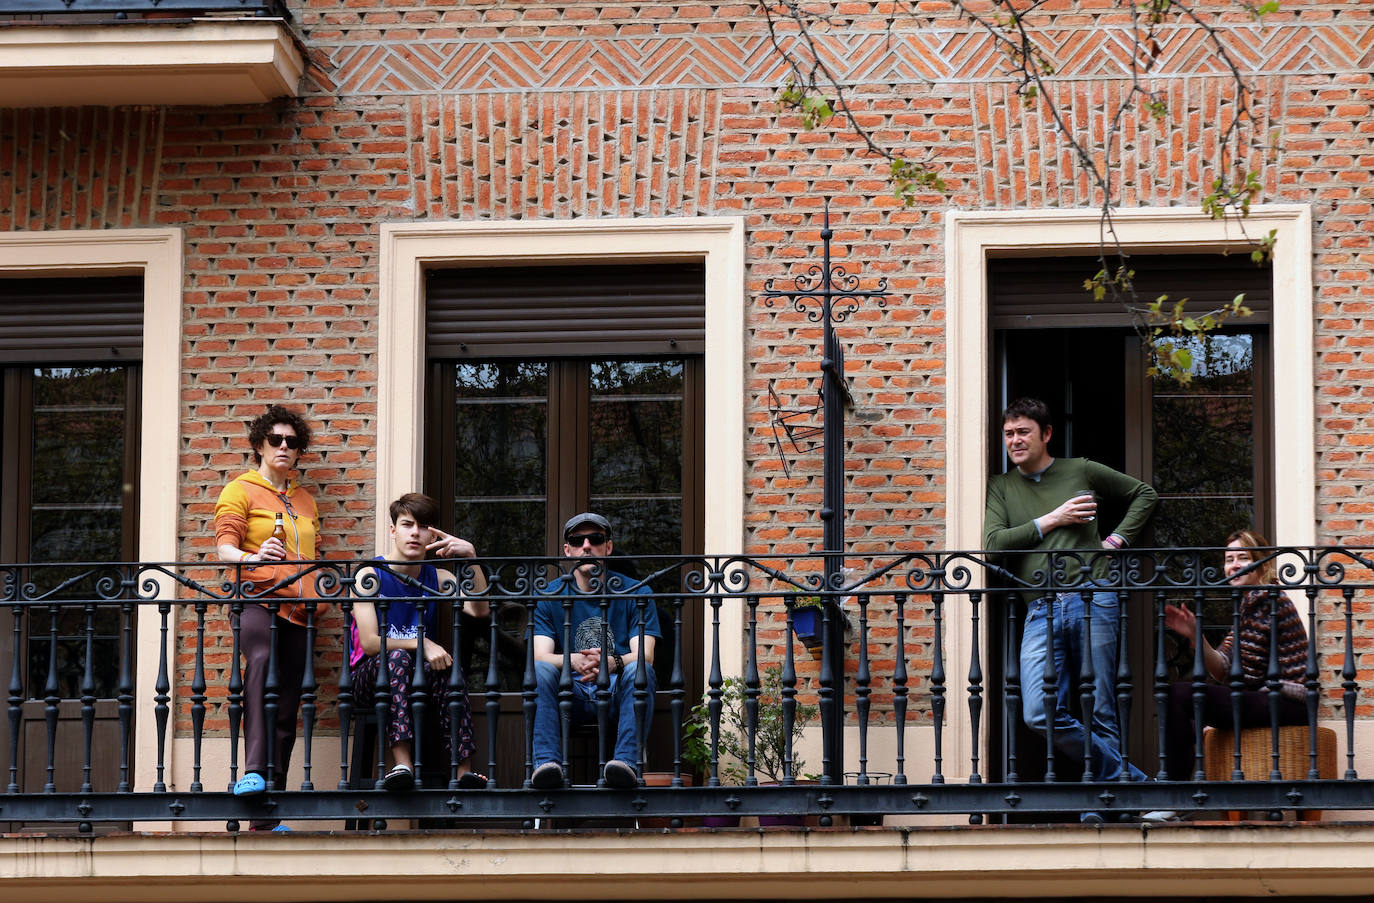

{"left": 0, "top": 547, "right": 1369, "bottom": 829}
{"left": 3, "top": 0, "right": 291, "bottom": 18}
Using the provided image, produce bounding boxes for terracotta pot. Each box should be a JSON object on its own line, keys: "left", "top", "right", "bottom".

{"left": 638, "top": 772, "right": 693, "bottom": 829}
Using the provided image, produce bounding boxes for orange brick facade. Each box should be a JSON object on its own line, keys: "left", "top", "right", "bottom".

{"left": 0, "top": 1, "right": 1370, "bottom": 733}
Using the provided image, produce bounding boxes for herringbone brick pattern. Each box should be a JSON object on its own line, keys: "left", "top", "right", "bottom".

{"left": 0, "top": 107, "right": 163, "bottom": 230}
{"left": 970, "top": 76, "right": 1280, "bottom": 208}
{"left": 408, "top": 89, "right": 721, "bottom": 219}
{"left": 304, "top": 15, "right": 1371, "bottom": 96}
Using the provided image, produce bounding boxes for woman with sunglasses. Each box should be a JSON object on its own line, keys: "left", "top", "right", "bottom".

{"left": 214, "top": 404, "right": 321, "bottom": 830}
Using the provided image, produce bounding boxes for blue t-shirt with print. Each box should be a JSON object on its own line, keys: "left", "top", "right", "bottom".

{"left": 532, "top": 570, "right": 660, "bottom": 656}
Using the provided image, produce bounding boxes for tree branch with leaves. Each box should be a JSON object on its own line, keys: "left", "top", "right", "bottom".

{"left": 763, "top": 0, "right": 1282, "bottom": 381}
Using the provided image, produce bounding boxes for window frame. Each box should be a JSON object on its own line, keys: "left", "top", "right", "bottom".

{"left": 0, "top": 227, "right": 181, "bottom": 806}
{"left": 378, "top": 217, "right": 746, "bottom": 677}
{"left": 945, "top": 205, "right": 1315, "bottom": 778}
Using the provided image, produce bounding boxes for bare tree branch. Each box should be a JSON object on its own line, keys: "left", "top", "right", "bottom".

{"left": 763, "top": 0, "right": 1281, "bottom": 381}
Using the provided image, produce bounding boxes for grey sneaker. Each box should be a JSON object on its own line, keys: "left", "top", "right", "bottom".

{"left": 603, "top": 759, "right": 638, "bottom": 789}
{"left": 531, "top": 761, "right": 565, "bottom": 790}
{"left": 1140, "top": 810, "right": 1182, "bottom": 823}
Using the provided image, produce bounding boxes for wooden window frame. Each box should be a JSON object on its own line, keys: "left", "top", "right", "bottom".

{"left": 945, "top": 205, "right": 1315, "bottom": 780}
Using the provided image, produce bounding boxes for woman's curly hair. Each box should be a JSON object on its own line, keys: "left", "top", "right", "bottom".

{"left": 246, "top": 404, "right": 312, "bottom": 465}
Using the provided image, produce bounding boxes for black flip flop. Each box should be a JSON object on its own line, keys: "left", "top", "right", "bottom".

{"left": 458, "top": 771, "right": 489, "bottom": 790}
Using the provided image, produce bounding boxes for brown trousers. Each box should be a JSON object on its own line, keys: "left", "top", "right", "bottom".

{"left": 240, "top": 603, "right": 311, "bottom": 785}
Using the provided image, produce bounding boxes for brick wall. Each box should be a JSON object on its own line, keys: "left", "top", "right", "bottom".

{"left": 0, "top": 0, "right": 1370, "bottom": 733}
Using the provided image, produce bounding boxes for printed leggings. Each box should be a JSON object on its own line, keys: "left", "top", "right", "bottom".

{"left": 353, "top": 648, "right": 475, "bottom": 762}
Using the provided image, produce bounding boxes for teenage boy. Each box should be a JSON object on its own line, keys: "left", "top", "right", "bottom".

{"left": 351, "top": 493, "right": 490, "bottom": 791}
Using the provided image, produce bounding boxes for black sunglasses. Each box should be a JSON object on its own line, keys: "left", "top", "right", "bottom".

{"left": 265, "top": 433, "right": 304, "bottom": 450}
{"left": 565, "top": 532, "right": 608, "bottom": 547}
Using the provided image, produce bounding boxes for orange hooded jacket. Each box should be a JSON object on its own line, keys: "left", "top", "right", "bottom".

{"left": 214, "top": 470, "right": 323, "bottom": 626}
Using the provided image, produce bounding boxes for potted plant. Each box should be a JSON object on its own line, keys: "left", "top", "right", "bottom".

{"left": 790, "top": 576, "right": 857, "bottom": 650}
{"left": 683, "top": 664, "right": 820, "bottom": 826}
{"left": 791, "top": 596, "right": 825, "bottom": 649}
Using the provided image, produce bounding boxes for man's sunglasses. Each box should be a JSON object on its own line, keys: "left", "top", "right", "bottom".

{"left": 265, "top": 433, "right": 304, "bottom": 450}
{"left": 565, "top": 532, "right": 608, "bottom": 547}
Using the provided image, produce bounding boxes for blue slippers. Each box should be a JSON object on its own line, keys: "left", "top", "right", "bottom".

{"left": 233, "top": 773, "right": 267, "bottom": 796}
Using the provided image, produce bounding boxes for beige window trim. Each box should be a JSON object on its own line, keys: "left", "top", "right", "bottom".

{"left": 0, "top": 226, "right": 183, "bottom": 804}
{"left": 945, "top": 205, "right": 1314, "bottom": 778}
{"left": 378, "top": 217, "right": 747, "bottom": 674}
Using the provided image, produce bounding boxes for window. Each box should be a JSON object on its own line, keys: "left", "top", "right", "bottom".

{"left": 989, "top": 249, "right": 1278, "bottom": 777}
{"left": 432, "top": 358, "right": 695, "bottom": 559}
{"left": 0, "top": 276, "right": 141, "bottom": 796}
{"left": 423, "top": 260, "right": 705, "bottom": 557}
{"left": 376, "top": 216, "right": 746, "bottom": 753}
{"left": 17, "top": 365, "right": 139, "bottom": 700}
{"left": 421, "top": 259, "right": 707, "bottom": 780}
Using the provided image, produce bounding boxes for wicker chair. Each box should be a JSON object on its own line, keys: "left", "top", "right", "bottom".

{"left": 1201, "top": 724, "right": 1337, "bottom": 821}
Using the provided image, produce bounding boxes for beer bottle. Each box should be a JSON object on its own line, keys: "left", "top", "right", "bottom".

{"left": 271, "top": 511, "right": 286, "bottom": 550}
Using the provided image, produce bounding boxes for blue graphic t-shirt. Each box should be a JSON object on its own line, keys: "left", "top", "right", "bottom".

{"left": 532, "top": 570, "right": 661, "bottom": 656}
{"left": 348, "top": 559, "right": 441, "bottom": 665}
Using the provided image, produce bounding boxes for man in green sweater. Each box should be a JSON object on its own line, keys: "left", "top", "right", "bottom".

{"left": 984, "top": 397, "right": 1157, "bottom": 812}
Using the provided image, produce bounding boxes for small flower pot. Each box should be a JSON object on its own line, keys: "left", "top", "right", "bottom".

{"left": 792, "top": 607, "right": 824, "bottom": 648}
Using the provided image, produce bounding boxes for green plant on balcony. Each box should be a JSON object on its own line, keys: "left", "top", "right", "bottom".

{"left": 682, "top": 664, "right": 819, "bottom": 785}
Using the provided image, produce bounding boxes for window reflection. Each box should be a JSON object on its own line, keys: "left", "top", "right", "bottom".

{"left": 1150, "top": 333, "right": 1261, "bottom": 674}
{"left": 452, "top": 362, "right": 549, "bottom": 559}
{"left": 25, "top": 366, "right": 129, "bottom": 699}
{"left": 447, "top": 356, "right": 691, "bottom": 698}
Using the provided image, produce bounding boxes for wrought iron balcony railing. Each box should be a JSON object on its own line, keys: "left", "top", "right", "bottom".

{"left": 1, "top": 546, "right": 1371, "bottom": 830}
{"left": 1, "top": 0, "right": 290, "bottom": 18}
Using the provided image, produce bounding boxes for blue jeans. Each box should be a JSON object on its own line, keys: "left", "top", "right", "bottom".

{"left": 1020, "top": 587, "right": 1146, "bottom": 782}
{"left": 533, "top": 659, "right": 657, "bottom": 767}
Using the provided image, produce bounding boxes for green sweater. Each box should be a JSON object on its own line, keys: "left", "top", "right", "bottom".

{"left": 983, "top": 457, "right": 1158, "bottom": 592}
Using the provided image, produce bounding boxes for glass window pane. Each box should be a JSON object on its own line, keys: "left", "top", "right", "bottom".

{"left": 21, "top": 366, "right": 132, "bottom": 700}
{"left": 594, "top": 498, "right": 683, "bottom": 559}
{"left": 453, "top": 500, "right": 544, "bottom": 565}
{"left": 1152, "top": 395, "right": 1253, "bottom": 494}
{"left": 453, "top": 362, "right": 548, "bottom": 558}
{"left": 1151, "top": 333, "right": 1254, "bottom": 393}
{"left": 30, "top": 510, "right": 123, "bottom": 564}
{"left": 30, "top": 366, "right": 127, "bottom": 509}
{"left": 1150, "top": 496, "right": 1254, "bottom": 551}
{"left": 589, "top": 360, "right": 683, "bottom": 497}
{"left": 1151, "top": 334, "right": 1254, "bottom": 496}
{"left": 588, "top": 361, "right": 688, "bottom": 691}
{"left": 27, "top": 631, "right": 120, "bottom": 700}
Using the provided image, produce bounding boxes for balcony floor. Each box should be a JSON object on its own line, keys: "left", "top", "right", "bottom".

{"left": 2, "top": 821, "right": 1374, "bottom": 901}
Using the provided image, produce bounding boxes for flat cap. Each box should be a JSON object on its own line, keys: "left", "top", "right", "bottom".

{"left": 563, "top": 511, "right": 611, "bottom": 539}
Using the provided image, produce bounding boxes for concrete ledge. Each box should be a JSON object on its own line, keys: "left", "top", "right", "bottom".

{"left": 2, "top": 822, "right": 1374, "bottom": 901}
{"left": 0, "top": 21, "right": 303, "bottom": 107}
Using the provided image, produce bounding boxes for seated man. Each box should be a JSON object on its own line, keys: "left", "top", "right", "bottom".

{"left": 530, "top": 512, "right": 660, "bottom": 790}
{"left": 350, "top": 492, "right": 490, "bottom": 791}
